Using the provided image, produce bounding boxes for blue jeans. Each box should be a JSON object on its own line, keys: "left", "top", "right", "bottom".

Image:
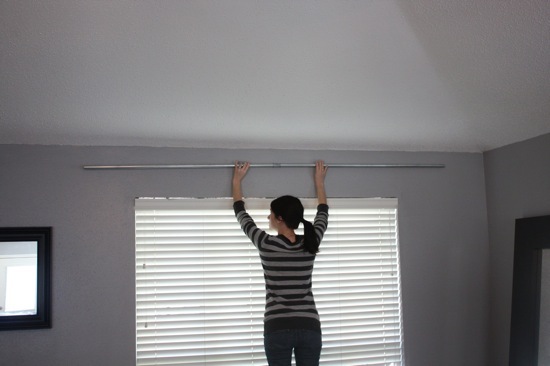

{"left": 264, "top": 329, "right": 322, "bottom": 366}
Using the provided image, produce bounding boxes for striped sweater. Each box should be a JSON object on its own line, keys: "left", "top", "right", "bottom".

{"left": 233, "top": 200, "right": 329, "bottom": 334}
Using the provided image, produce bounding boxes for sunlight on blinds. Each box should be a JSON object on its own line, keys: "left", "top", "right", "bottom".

{"left": 135, "top": 198, "right": 403, "bottom": 366}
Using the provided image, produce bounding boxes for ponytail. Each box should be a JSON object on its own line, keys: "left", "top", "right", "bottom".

{"left": 301, "top": 218, "right": 319, "bottom": 254}
{"left": 271, "top": 195, "right": 319, "bottom": 254}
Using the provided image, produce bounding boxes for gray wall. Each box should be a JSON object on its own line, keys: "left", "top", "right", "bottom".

{"left": 0, "top": 145, "right": 489, "bottom": 365}
{"left": 484, "top": 133, "right": 550, "bottom": 366}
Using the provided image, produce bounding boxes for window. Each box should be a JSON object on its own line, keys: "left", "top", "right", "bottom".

{"left": 135, "top": 198, "right": 403, "bottom": 365}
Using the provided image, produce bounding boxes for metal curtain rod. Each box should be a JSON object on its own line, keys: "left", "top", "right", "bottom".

{"left": 83, "top": 163, "right": 445, "bottom": 170}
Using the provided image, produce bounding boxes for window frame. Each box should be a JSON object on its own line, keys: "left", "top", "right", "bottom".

{"left": 135, "top": 197, "right": 404, "bottom": 365}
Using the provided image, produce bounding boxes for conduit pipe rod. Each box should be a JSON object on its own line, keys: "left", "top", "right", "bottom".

{"left": 83, "top": 163, "right": 445, "bottom": 170}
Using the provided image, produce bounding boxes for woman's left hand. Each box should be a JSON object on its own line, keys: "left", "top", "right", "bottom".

{"left": 233, "top": 161, "right": 250, "bottom": 182}
{"left": 232, "top": 161, "right": 250, "bottom": 201}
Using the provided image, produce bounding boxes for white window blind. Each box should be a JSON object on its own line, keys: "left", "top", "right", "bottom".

{"left": 135, "top": 198, "right": 404, "bottom": 366}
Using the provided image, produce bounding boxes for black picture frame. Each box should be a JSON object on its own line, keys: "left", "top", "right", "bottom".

{"left": 509, "top": 215, "right": 550, "bottom": 365}
{"left": 0, "top": 227, "right": 52, "bottom": 331}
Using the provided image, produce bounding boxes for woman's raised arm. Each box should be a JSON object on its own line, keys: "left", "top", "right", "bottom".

{"left": 314, "top": 160, "right": 328, "bottom": 205}
{"left": 232, "top": 161, "right": 250, "bottom": 202}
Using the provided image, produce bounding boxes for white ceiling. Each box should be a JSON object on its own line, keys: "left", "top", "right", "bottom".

{"left": 1, "top": 0, "right": 549, "bottom": 152}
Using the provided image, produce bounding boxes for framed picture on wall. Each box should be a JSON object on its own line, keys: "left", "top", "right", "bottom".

{"left": 0, "top": 227, "right": 52, "bottom": 330}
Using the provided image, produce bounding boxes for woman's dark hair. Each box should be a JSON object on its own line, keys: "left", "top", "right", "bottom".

{"left": 270, "top": 195, "right": 319, "bottom": 254}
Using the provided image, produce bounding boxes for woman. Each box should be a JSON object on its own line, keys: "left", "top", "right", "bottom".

{"left": 232, "top": 160, "right": 329, "bottom": 366}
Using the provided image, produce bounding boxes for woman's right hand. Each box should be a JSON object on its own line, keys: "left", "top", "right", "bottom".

{"left": 314, "top": 160, "right": 328, "bottom": 204}
{"left": 315, "top": 160, "right": 328, "bottom": 185}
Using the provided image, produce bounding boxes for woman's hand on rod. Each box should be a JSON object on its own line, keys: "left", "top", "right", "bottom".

{"left": 315, "top": 160, "right": 328, "bottom": 205}
{"left": 232, "top": 161, "right": 250, "bottom": 202}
